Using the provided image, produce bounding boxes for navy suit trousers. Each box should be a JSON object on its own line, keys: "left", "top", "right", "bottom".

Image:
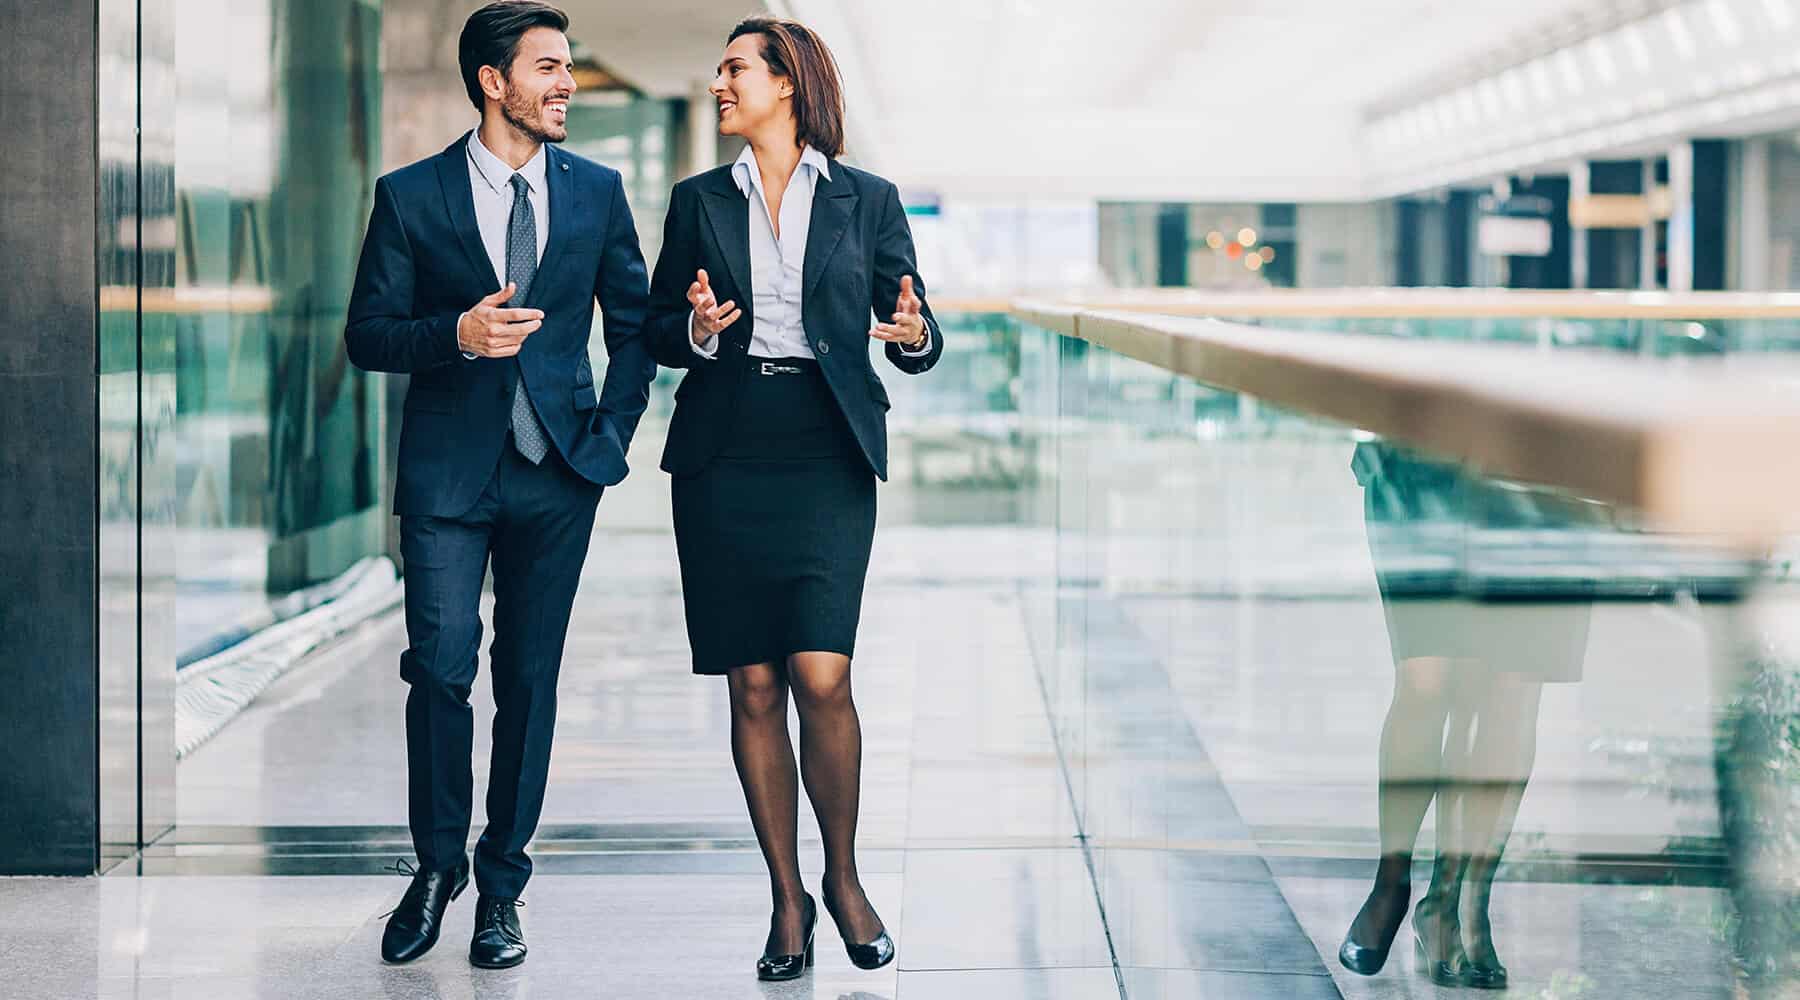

{"left": 398, "top": 441, "right": 601, "bottom": 898}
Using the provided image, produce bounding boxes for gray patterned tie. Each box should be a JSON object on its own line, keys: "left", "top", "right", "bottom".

{"left": 506, "top": 173, "right": 549, "bottom": 465}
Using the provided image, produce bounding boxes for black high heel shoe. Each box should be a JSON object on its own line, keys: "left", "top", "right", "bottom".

{"left": 822, "top": 885, "right": 896, "bottom": 970}
{"left": 1337, "top": 879, "right": 1410, "bottom": 975}
{"left": 1462, "top": 956, "right": 1509, "bottom": 990}
{"left": 1461, "top": 920, "right": 1509, "bottom": 990}
{"left": 1412, "top": 895, "right": 1470, "bottom": 988}
{"left": 756, "top": 894, "right": 816, "bottom": 982}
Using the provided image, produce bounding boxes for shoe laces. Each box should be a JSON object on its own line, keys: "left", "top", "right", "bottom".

{"left": 478, "top": 897, "right": 526, "bottom": 942}
{"left": 378, "top": 858, "right": 425, "bottom": 920}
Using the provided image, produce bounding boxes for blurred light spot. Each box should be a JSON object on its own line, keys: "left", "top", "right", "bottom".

{"left": 1206, "top": 231, "right": 1225, "bottom": 250}
{"left": 1237, "top": 227, "right": 1257, "bottom": 247}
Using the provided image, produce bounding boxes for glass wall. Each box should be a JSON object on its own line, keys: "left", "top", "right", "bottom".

{"left": 904, "top": 310, "right": 1794, "bottom": 995}
{"left": 93, "top": 0, "right": 390, "bottom": 857}
{"left": 166, "top": 0, "right": 387, "bottom": 663}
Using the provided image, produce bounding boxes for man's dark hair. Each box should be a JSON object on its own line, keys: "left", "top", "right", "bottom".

{"left": 459, "top": 2, "right": 570, "bottom": 111}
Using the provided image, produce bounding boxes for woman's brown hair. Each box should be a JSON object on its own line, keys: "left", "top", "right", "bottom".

{"left": 728, "top": 16, "right": 846, "bottom": 158}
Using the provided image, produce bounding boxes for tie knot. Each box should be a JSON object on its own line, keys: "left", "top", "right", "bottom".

{"left": 509, "top": 173, "right": 529, "bottom": 196}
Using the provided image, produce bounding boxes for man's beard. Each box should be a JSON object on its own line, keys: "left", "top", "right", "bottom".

{"left": 501, "top": 85, "right": 565, "bottom": 144}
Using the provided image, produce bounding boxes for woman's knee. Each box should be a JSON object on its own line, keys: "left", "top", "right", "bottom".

{"left": 788, "top": 657, "right": 852, "bottom": 712}
{"left": 729, "top": 663, "right": 788, "bottom": 718}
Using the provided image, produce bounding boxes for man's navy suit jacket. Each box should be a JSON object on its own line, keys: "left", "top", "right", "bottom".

{"left": 345, "top": 132, "right": 655, "bottom": 519}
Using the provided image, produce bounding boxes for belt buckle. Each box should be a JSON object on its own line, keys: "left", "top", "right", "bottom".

{"left": 759, "top": 361, "right": 800, "bottom": 376}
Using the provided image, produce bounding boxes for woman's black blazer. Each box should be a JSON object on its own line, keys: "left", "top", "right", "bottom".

{"left": 645, "top": 159, "right": 945, "bottom": 480}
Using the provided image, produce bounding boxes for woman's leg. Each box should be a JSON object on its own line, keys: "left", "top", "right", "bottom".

{"left": 1347, "top": 655, "right": 1455, "bottom": 953}
{"left": 727, "top": 662, "right": 809, "bottom": 954}
{"left": 788, "top": 651, "right": 885, "bottom": 943}
{"left": 1415, "top": 690, "right": 1475, "bottom": 971}
{"left": 1457, "top": 672, "right": 1544, "bottom": 972}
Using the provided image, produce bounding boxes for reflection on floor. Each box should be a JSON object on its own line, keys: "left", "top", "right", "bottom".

{"left": 4, "top": 429, "right": 1744, "bottom": 999}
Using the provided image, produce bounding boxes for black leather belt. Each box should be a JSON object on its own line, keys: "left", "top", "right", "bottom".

{"left": 754, "top": 359, "right": 817, "bottom": 376}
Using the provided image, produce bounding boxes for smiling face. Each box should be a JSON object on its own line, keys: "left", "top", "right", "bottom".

{"left": 709, "top": 32, "right": 792, "bottom": 141}
{"left": 485, "top": 25, "right": 574, "bottom": 143}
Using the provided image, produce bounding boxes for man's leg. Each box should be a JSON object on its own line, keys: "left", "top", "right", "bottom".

{"left": 475, "top": 450, "right": 602, "bottom": 898}
{"left": 383, "top": 486, "right": 499, "bottom": 964}
{"left": 399, "top": 501, "right": 497, "bottom": 873}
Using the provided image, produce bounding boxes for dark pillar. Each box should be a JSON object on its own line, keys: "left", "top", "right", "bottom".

{"left": 0, "top": 0, "right": 102, "bottom": 874}
{"left": 1586, "top": 160, "right": 1643, "bottom": 290}
{"left": 1505, "top": 176, "right": 1573, "bottom": 290}
{"left": 1693, "top": 139, "right": 1730, "bottom": 292}
{"left": 1156, "top": 203, "right": 1189, "bottom": 287}
{"left": 1445, "top": 190, "right": 1476, "bottom": 287}
{"left": 1397, "top": 200, "right": 1425, "bottom": 286}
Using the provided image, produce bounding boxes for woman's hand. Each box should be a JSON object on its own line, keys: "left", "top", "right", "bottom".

{"left": 688, "top": 269, "right": 741, "bottom": 344}
{"left": 870, "top": 275, "right": 927, "bottom": 349}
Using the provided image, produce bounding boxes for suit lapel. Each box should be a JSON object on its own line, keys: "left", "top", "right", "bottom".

{"left": 527, "top": 145, "right": 576, "bottom": 308}
{"left": 802, "top": 166, "right": 857, "bottom": 304}
{"left": 699, "top": 172, "right": 752, "bottom": 310}
{"left": 436, "top": 133, "right": 501, "bottom": 291}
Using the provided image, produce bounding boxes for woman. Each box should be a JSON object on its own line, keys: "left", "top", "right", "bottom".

{"left": 1339, "top": 442, "right": 1594, "bottom": 989}
{"left": 644, "top": 16, "right": 943, "bottom": 982}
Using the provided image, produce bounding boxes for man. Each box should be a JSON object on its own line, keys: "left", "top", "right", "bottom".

{"left": 344, "top": 1, "right": 653, "bottom": 969}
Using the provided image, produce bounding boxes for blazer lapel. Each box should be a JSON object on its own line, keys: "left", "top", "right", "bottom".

{"left": 436, "top": 132, "right": 501, "bottom": 291}
{"left": 527, "top": 145, "right": 576, "bottom": 308}
{"left": 699, "top": 174, "right": 752, "bottom": 309}
{"left": 802, "top": 168, "right": 857, "bottom": 303}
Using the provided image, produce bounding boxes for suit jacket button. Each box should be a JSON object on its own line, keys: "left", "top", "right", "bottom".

{"left": 817, "top": 340, "right": 830, "bottom": 355}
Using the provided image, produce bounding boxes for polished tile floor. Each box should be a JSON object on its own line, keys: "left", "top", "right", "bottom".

{"left": 1, "top": 436, "right": 1746, "bottom": 998}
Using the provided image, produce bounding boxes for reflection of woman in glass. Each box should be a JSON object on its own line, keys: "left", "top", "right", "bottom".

{"left": 1338, "top": 442, "right": 1593, "bottom": 989}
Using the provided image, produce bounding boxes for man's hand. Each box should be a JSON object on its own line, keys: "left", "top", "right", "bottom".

{"left": 457, "top": 283, "right": 544, "bottom": 358}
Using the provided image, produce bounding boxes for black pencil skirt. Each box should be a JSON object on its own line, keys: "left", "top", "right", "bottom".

{"left": 670, "top": 357, "right": 877, "bottom": 675}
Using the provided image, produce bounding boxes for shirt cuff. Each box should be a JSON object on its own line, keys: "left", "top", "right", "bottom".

{"left": 690, "top": 310, "right": 720, "bottom": 358}
{"left": 897, "top": 324, "right": 932, "bottom": 356}
{"left": 455, "top": 312, "right": 477, "bottom": 360}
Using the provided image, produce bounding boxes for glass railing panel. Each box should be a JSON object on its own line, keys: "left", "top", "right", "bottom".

{"left": 1004, "top": 316, "right": 1780, "bottom": 996}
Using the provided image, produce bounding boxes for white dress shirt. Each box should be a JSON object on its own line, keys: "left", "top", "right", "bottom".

{"left": 468, "top": 131, "right": 549, "bottom": 279}
{"left": 693, "top": 145, "right": 929, "bottom": 360}
{"left": 459, "top": 133, "right": 550, "bottom": 358}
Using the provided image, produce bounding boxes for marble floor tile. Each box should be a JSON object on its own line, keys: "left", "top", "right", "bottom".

{"left": 898, "top": 850, "right": 1112, "bottom": 971}
{"left": 896, "top": 967, "right": 1121, "bottom": 1000}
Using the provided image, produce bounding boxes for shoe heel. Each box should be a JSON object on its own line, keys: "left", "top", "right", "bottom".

{"left": 1413, "top": 936, "right": 1428, "bottom": 977}
{"left": 805, "top": 939, "right": 815, "bottom": 968}
{"left": 449, "top": 877, "right": 468, "bottom": 902}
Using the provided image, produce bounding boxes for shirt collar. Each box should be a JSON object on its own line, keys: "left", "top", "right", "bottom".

{"left": 467, "top": 131, "right": 548, "bottom": 196}
{"left": 731, "top": 144, "right": 832, "bottom": 197}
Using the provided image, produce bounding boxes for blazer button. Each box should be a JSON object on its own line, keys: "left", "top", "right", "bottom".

{"left": 817, "top": 340, "right": 830, "bottom": 355}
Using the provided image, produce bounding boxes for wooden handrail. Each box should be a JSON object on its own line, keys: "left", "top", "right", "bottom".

{"left": 1011, "top": 301, "right": 1800, "bottom": 543}
{"left": 961, "top": 289, "right": 1800, "bottom": 320}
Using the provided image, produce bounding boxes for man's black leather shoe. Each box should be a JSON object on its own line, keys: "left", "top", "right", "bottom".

{"left": 470, "top": 895, "right": 528, "bottom": 969}
{"left": 380, "top": 858, "right": 470, "bottom": 964}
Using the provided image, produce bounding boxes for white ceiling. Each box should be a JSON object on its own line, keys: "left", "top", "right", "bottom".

{"left": 559, "top": 0, "right": 1670, "bottom": 200}
{"left": 560, "top": 0, "right": 750, "bottom": 99}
